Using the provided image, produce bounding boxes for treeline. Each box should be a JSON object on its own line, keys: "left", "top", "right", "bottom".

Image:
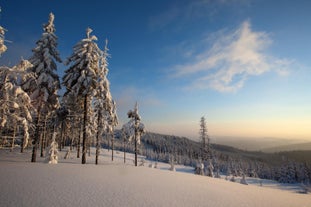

{"left": 108, "top": 130, "right": 311, "bottom": 184}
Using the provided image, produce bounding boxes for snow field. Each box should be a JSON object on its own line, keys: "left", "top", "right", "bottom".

{"left": 0, "top": 148, "right": 310, "bottom": 207}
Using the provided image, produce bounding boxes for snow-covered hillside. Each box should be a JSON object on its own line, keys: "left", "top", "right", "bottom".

{"left": 0, "top": 148, "right": 310, "bottom": 207}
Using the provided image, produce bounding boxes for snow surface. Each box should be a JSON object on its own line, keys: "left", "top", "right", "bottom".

{"left": 0, "top": 148, "right": 310, "bottom": 207}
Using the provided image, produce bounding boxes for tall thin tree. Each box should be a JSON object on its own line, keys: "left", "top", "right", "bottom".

{"left": 94, "top": 40, "right": 118, "bottom": 164}
{"left": 199, "top": 116, "right": 210, "bottom": 161}
{"left": 123, "top": 102, "right": 145, "bottom": 166}
{"left": 24, "top": 13, "right": 61, "bottom": 162}
{"left": 63, "top": 28, "right": 101, "bottom": 164}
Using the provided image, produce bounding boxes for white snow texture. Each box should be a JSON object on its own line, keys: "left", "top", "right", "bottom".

{"left": 0, "top": 148, "right": 310, "bottom": 207}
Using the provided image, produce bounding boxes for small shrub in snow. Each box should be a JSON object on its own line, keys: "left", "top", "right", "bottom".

{"left": 46, "top": 133, "right": 58, "bottom": 164}
{"left": 195, "top": 162, "right": 204, "bottom": 175}
{"left": 169, "top": 155, "right": 176, "bottom": 171}
{"left": 240, "top": 174, "right": 248, "bottom": 185}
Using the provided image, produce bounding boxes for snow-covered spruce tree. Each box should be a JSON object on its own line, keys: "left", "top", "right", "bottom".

{"left": 199, "top": 116, "right": 213, "bottom": 176}
{"left": 23, "top": 13, "right": 61, "bottom": 162}
{"left": 63, "top": 28, "right": 101, "bottom": 164}
{"left": 200, "top": 116, "right": 210, "bottom": 161}
{"left": 0, "top": 60, "right": 34, "bottom": 152}
{"left": 122, "top": 102, "right": 145, "bottom": 166}
{"left": 0, "top": 8, "right": 7, "bottom": 55}
{"left": 46, "top": 132, "right": 58, "bottom": 164}
{"left": 94, "top": 40, "right": 118, "bottom": 164}
{"left": 0, "top": 25, "right": 7, "bottom": 55}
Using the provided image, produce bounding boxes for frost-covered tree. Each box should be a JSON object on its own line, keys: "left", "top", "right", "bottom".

{"left": 46, "top": 132, "right": 58, "bottom": 164}
{"left": 23, "top": 13, "right": 62, "bottom": 162}
{"left": 122, "top": 102, "right": 145, "bottom": 166}
{"left": 0, "top": 8, "right": 7, "bottom": 55}
{"left": 0, "top": 59, "right": 34, "bottom": 152}
{"left": 0, "top": 26, "right": 7, "bottom": 55}
{"left": 94, "top": 40, "right": 118, "bottom": 164}
{"left": 63, "top": 28, "right": 101, "bottom": 164}
{"left": 199, "top": 116, "right": 210, "bottom": 161}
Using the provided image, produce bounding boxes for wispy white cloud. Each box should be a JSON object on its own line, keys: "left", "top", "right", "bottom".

{"left": 173, "top": 20, "right": 292, "bottom": 92}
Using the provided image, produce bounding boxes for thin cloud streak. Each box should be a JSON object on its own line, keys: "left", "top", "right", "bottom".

{"left": 173, "top": 20, "right": 292, "bottom": 92}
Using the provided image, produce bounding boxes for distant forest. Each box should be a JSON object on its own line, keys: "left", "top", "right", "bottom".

{"left": 105, "top": 130, "right": 311, "bottom": 184}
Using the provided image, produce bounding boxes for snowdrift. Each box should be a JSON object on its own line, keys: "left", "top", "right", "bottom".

{"left": 0, "top": 148, "right": 310, "bottom": 207}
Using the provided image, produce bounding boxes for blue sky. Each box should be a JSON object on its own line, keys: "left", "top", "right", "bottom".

{"left": 1, "top": 0, "right": 311, "bottom": 141}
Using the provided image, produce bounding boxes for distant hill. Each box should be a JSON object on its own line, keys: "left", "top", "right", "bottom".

{"left": 211, "top": 136, "right": 309, "bottom": 152}
{"left": 110, "top": 130, "right": 311, "bottom": 167}
{"left": 261, "top": 142, "right": 311, "bottom": 153}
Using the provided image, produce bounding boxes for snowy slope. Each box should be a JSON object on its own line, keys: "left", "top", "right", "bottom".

{"left": 0, "top": 148, "right": 310, "bottom": 207}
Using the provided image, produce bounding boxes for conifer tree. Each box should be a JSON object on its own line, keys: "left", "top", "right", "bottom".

{"left": 63, "top": 28, "right": 101, "bottom": 164}
{"left": 0, "top": 26, "right": 7, "bottom": 55}
{"left": 199, "top": 116, "right": 210, "bottom": 161}
{"left": 24, "top": 13, "right": 62, "bottom": 162}
{"left": 94, "top": 40, "right": 118, "bottom": 164}
{"left": 123, "top": 103, "right": 145, "bottom": 166}
{"left": 46, "top": 132, "right": 58, "bottom": 164}
{"left": 0, "top": 8, "right": 7, "bottom": 55}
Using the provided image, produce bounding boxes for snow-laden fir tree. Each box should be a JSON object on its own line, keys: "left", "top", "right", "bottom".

{"left": 200, "top": 116, "right": 210, "bottom": 161}
{"left": 0, "top": 59, "right": 34, "bottom": 152}
{"left": 122, "top": 102, "right": 145, "bottom": 166}
{"left": 23, "top": 13, "right": 62, "bottom": 162}
{"left": 199, "top": 116, "right": 214, "bottom": 176}
{"left": 0, "top": 8, "right": 7, "bottom": 55}
{"left": 0, "top": 26, "right": 7, "bottom": 55}
{"left": 63, "top": 28, "right": 101, "bottom": 164}
{"left": 46, "top": 132, "right": 58, "bottom": 164}
{"left": 94, "top": 40, "right": 118, "bottom": 164}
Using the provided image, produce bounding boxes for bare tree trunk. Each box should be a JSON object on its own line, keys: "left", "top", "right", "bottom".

{"left": 107, "top": 136, "right": 110, "bottom": 152}
{"left": 10, "top": 125, "right": 16, "bottom": 152}
{"left": 59, "top": 121, "right": 65, "bottom": 151}
{"left": 20, "top": 130, "right": 24, "bottom": 153}
{"left": 95, "top": 109, "right": 101, "bottom": 165}
{"left": 134, "top": 127, "right": 138, "bottom": 167}
{"left": 31, "top": 113, "right": 41, "bottom": 162}
{"left": 88, "top": 139, "right": 91, "bottom": 157}
{"left": 40, "top": 117, "right": 47, "bottom": 157}
{"left": 82, "top": 94, "right": 88, "bottom": 164}
{"left": 77, "top": 122, "right": 82, "bottom": 158}
{"left": 111, "top": 133, "right": 114, "bottom": 161}
{"left": 70, "top": 121, "right": 74, "bottom": 151}
{"left": 124, "top": 137, "right": 126, "bottom": 163}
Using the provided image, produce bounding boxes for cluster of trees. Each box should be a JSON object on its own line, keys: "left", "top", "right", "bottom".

{"left": 0, "top": 12, "right": 120, "bottom": 164}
